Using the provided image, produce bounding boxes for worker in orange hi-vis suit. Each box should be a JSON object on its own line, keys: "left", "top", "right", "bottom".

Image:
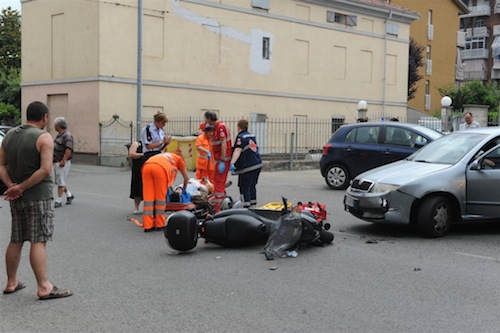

{"left": 141, "top": 149, "right": 189, "bottom": 232}
{"left": 195, "top": 124, "right": 215, "bottom": 183}
{"left": 203, "top": 111, "right": 232, "bottom": 212}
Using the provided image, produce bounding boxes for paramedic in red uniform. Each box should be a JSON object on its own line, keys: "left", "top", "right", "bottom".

{"left": 203, "top": 111, "right": 232, "bottom": 212}
{"left": 141, "top": 149, "right": 189, "bottom": 232}
{"left": 230, "top": 119, "right": 263, "bottom": 208}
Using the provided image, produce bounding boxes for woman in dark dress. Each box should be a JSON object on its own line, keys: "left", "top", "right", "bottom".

{"left": 128, "top": 141, "right": 144, "bottom": 214}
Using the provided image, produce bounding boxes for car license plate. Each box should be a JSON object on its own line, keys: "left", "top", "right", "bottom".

{"left": 344, "top": 196, "right": 358, "bottom": 209}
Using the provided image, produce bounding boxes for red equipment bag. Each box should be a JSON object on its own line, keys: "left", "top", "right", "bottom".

{"left": 296, "top": 201, "right": 327, "bottom": 223}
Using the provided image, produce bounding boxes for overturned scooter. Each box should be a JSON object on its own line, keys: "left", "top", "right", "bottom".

{"left": 164, "top": 198, "right": 334, "bottom": 254}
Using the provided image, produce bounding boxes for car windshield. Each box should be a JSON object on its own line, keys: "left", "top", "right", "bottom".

{"left": 407, "top": 132, "right": 488, "bottom": 164}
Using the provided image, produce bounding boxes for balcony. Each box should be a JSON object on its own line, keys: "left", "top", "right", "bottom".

{"left": 465, "top": 26, "right": 490, "bottom": 38}
{"left": 461, "top": 49, "right": 489, "bottom": 60}
{"left": 463, "top": 70, "right": 487, "bottom": 81}
{"left": 492, "top": 68, "right": 500, "bottom": 80}
{"left": 428, "top": 24, "right": 434, "bottom": 41}
{"left": 426, "top": 59, "right": 432, "bottom": 75}
{"left": 494, "top": 25, "right": 500, "bottom": 36}
{"left": 425, "top": 94, "right": 431, "bottom": 111}
{"left": 460, "top": 4, "right": 491, "bottom": 18}
{"left": 457, "top": 31, "right": 466, "bottom": 48}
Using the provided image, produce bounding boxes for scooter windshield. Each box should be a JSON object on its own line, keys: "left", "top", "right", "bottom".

{"left": 264, "top": 211, "right": 303, "bottom": 259}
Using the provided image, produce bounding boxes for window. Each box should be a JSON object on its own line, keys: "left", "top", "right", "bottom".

{"left": 465, "top": 37, "right": 486, "bottom": 50}
{"left": 345, "top": 127, "right": 379, "bottom": 144}
{"left": 386, "top": 23, "right": 399, "bottom": 36}
{"left": 251, "top": 0, "right": 269, "bottom": 10}
{"left": 327, "top": 11, "right": 357, "bottom": 26}
{"left": 428, "top": 10, "right": 433, "bottom": 25}
{"left": 262, "top": 37, "right": 270, "bottom": 59}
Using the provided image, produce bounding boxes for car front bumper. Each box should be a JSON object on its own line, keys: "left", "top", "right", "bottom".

{"left": 344, "top": 189, "right": 415, "bottom": 224}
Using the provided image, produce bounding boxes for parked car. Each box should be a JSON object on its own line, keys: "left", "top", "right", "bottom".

{"left": 344, "top": 127, "right": 500, "bottom": 238}
{"left": 0, "top": 125, "right": 13, "bottom": 135}
{"left": 320, "top": 122, "right": 442, "bottom": 190}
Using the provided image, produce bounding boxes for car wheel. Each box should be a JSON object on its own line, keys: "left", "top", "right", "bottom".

{"left": 417, "top": 196, "right": 452, "bottom": 238}
{"left": 325, "top": 165, "right": 349, "bottom": 190}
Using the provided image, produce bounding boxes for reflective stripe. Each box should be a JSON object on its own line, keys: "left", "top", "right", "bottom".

{"left": 154, "top": 200, "right": 167, "bottom": 206}
{"left": 143, "top": 210, "right": 154, "bottom": 216}
{"left": 143, "top": 201, "right": 154, "bottom": 207}
{"left": 154, "top": 208, "right": 165, "bottom": 215}
{"left": 212, "top": 139, "right": 222, "bottom": 145}
{"left": 215, "top": 157, "right": 231, "bottom": 163}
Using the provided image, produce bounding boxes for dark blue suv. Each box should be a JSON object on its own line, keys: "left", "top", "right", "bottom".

{"left": 320, "top": 122, "right": 442, "bottom": 190}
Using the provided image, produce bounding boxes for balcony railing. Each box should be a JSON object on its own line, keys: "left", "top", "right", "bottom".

{"left": 426, "top": 59, "right": 432, "bottom": 75}
{"left": 461, "top": 48, "right": 489, "bottom": 59}
{"left": 457, "top": 31, "right": 466, "bottom": 47}
{"left": 465, "top": 26, "right": 489, "bottom": 38}
{"left": 428, "top": 24, "right": 434, "bottom": 41}
{"left": 425, "top": 94, "right": 431, "bottom": 111}
{"left": 460, "top": 4, "right": 491, "bottom": 18}
{"left": 463, "top": 69, "right": 487, "bottom": 81}
{"left": 492, "top": 68, "right": 500, "bottom": 79}
{"left": 494, "top": 25, "right": 500, "bottom": 36}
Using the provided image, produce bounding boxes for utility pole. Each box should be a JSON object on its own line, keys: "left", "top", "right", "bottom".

{"left": 136, "top": 0, "right": 143, "bottom": 141}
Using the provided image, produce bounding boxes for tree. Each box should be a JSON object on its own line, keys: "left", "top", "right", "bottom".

{"left": 438, "top": 80, "right": 500, "bottom": 113}
{"left": 0, "top": 7, "right": 21, "bottom": 72}
{"left": 407, "top": 37, "right": 424, "bottom": 101}
{"left": 0, "top": 7, "right": 21, "bottom": 125}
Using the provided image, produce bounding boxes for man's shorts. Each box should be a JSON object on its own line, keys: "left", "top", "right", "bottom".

{"left": 54, "top": 160, "right": 71, "bottom": 187}
{"left": 10, "top": 199, "right": 54, "bottom": 243}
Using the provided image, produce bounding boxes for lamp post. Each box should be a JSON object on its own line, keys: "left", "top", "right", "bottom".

{"left": 357, "top": 100, "right": 368, "bottom": 122}
{"left": 441, "top": 96, "right": 452, "bottom": 133}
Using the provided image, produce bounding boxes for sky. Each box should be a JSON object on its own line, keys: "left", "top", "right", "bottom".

{"left": 2, "top": 0, "right": 21, "bottom": 12}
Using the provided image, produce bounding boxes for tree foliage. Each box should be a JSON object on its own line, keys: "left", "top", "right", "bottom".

{"left": 0, "top": 7, "right": 21, "bottom": 71}
{"left": 408, "top": 37, "right": 424, "bottom": 101}
{"left": 438, "top": 80, "right": 500, "bottom": 113}
{"left": 0, "top": 7, "right": 21, "bottom": 125}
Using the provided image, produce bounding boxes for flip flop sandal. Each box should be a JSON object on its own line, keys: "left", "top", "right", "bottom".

{"left": 3, "top": 281, "right": 26, "bottom": 294}
{"left": 38, "top": 286, "right": 73, "bottom": 300}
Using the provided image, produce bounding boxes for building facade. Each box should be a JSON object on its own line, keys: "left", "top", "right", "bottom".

{"left": 459, "top": 0, "right": 500, "bottom": 83}
{"left": 390, "top": 0, "right": 469, "bottom": 114}
{"left": 20, "top": 0, "right": 417, "bottom": 159}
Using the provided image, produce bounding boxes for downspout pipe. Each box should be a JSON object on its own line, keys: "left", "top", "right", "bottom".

{"left": 382, "top": 10, "right": 393, "bottom": 120}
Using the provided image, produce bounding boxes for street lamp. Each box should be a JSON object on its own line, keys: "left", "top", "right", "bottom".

{"left": 357, "top": 100, "right": 368, "bottom": 122}
{"left": 441, "top": 96, "right": 452, "bottom": 132}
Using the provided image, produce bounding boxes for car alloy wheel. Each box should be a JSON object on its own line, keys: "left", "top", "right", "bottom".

{"left": 325, "top": 165, "right": 349, "bottom": 190}
{"left": 417, "top": 196, "right": 452, "bottom": 238}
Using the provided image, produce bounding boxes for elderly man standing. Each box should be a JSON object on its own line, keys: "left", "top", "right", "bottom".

{"left": 53, "top": 117, "right": 75, "bottom": 208}
{"left": 459, "top": 112, "right": 481, "bottom": 130}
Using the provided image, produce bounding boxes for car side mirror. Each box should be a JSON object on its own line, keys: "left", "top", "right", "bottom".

{"left": 470, "top": 160, "right": 481, "bottom": 171}
{"left": 414, "top": 142, "right": 424, "bottom": 149}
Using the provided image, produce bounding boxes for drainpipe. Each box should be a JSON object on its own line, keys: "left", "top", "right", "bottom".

{"left": 382, "top": 10, "right": 393, "bottom": 120}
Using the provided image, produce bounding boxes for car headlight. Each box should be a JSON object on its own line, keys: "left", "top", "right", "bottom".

{"left": 371, "top": 183, "right": 399, "bottom": 193}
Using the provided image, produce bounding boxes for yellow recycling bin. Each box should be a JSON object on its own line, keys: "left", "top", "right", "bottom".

{"left": 167, "top": 135, "right": 198, "bottom": 171}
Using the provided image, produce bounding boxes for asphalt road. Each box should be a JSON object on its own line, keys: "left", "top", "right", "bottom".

{"left": 1, "top": 164, "right": 499, "bottom": 333}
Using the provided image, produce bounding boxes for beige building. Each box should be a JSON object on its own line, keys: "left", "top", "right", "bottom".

{"left": 21, "top": 0, "right": 418, "bottom": 160}
{"left": 390, "top": 0, "right": 469, "bottom": 114}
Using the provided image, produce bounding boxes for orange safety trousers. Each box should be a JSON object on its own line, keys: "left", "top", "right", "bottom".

{"left": 213, "top": 160, "right": 230, "bottom": 212}
{"left": 142, "top": 161, "right": 170, "bottom": 230}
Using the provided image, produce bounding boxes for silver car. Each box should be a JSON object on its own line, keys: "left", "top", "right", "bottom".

{"left": 344, "top": 127, "right": 500, "bottom": 237}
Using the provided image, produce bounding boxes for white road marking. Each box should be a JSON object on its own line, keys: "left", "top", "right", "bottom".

{"left": 455, "top": 252, "right": 500, "bottom": 262}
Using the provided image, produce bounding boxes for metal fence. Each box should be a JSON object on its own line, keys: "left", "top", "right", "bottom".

{"left": 139, "top": 116, "right": 333, "bottom": 157}
{"left": 98, "top": 113, "right": 497, "bottom": 168}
